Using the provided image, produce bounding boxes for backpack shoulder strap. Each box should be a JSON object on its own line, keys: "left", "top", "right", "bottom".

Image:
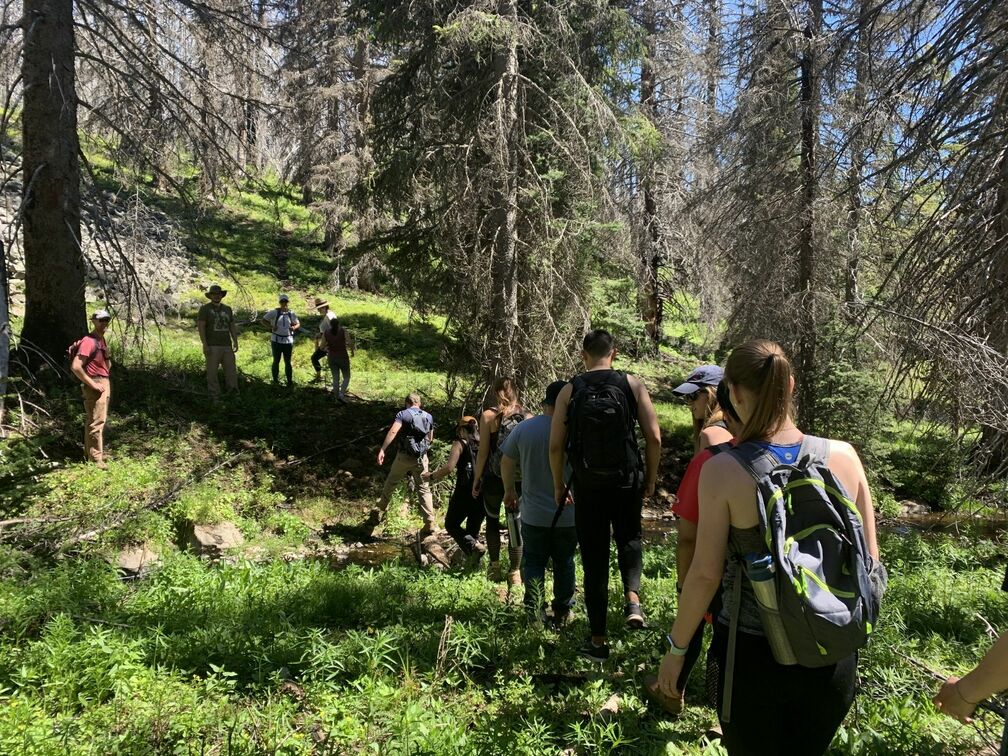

{"left": 708, "top": 441, "right": 733, "bottom": 457}
{"left": 797, "top": 434, "right": 830, "bottom": 466}
{"left": 721, "top": 551, "right": 743, "bottom": 724}
{"left": 727, "top": 441, "right": 779, "bottom": 483}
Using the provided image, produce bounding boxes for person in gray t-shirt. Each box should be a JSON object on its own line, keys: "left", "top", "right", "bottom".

{"left": 501, "top": 380, "right": 577, "bottom": 626}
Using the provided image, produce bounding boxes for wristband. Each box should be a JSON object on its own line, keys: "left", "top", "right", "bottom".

{"left": 665, "top": 634, "right": 688, "bottom": 656}
{"left": 954, "top": 682, "right": 980, "bottom": 706}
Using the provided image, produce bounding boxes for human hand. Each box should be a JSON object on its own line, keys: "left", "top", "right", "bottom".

{"left": 471, "top": 479, "right": 482, "bottom": 499}
{"left": 91, "top": 381, "right": 106, "bottom": 395}
{"left": 504, "top": 489, "right": 519, "bottom": 512}
{"left": 421, "top": 471, "right": 433, "bottom": 482}
{"left": 933, "top": 677, "right": 977, "bottom": 723}
{"left": 643, "top": 480, "right": 656, "bottom": 498}
{"left": 656, "top": 652, "right": 684, "bottom": 700}
{"left": 202, "top": 344, "right": 209, "bottom": 357}
{"left": 232, "top": 342, "right": 239, "bottom": 353}
{"left": 554, "top": 484, "right": 573, "bottom": 508}
{"left": 377, "top": 449, "right": 386, "bottom": 466}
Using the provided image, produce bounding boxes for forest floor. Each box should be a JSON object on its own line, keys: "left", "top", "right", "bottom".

{"left": 0, "top": 177, "right": 1006, "bottom": 754}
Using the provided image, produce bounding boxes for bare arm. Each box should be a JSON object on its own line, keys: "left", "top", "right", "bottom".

{"left": 471, "top": 409, "right": 495, "bottom": 493}
{"left": 630, "top": 376, "right": 662, "bottom": 497}
{"left": 229, "top": 318, "right": 239, "bottom": 350}
{"left": 501, "top": 454, "right": 519, "bottom": 511}
{"left": 549, "top": 383, "right": 573, "bottom": 503}
{"left": 935, "top": 630, "right": 1008, "bottom": 723}
{"left": 377, "top": 420, "right": 402, "bottom": 465}
{"left": 670, "top": 458, "right": 731, "bottom": 648}
{"left": 831, "top": 441, "right": 879, "bottom": 560}
{"left": 426, "top": 440, "right": 462, "bottom": 482}
{"left": 197, "top": 319, "right": 208, "bottom": 348}
{"left": 675, "top": 519, "right": 698, "bottom": 590}
{"left": 71, "top": 354, "right": 103, "bottom": 392}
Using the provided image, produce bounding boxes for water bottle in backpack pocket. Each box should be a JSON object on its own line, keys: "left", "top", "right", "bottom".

{"left": 743, "top": 553, "right": 798, "bottom": 665}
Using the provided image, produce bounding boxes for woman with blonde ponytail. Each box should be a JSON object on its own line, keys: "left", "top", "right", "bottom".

{"left": 656, "top": 339, "right": 881, "bottom": 755}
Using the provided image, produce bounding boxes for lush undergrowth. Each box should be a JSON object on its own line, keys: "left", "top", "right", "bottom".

{"left": 0, "top": 533, "right": 1004, "bottom": 754}
{"left": 0, "top": 172, "right": 1005, "bottom": 754}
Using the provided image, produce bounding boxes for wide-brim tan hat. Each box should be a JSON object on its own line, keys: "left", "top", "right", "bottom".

{"left": 206, "top": 284, "right": 227, "bottom": 298}
{"left": 314, "top": 297, "right": 329, "bottom": 310}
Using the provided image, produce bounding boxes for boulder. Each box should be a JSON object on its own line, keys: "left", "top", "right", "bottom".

{"left": 116, "top": 543, "right": 160, "bottom": 577}
{"left": 898, "top": 500, "right": 930, "bottom": 517}
{"left": 187, "top": 522, "right": 244, "bottom": 557}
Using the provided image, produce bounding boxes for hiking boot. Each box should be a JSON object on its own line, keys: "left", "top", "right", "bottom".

{"left": 625, "top": 602, "right": 645, "bottom": 629}
{"left": 487, "top": 561, "right": 503, "bottom": 582}
{"left": 552, "top": 608, "right": 574, "bottom": 629}
{"left": 418, "top": 523, "right": 439, "bottom": 539}
{"left": 336, "top": 394, "right": 347, "bottom": 405}
{"left": 705, "top": 724, "right": 723, "bottom": 741}
{"left": 579, "top": 637, "right": 610, "bottom": 663}
{"left": 94, "top": 459, "right": 108, "bottom": 471}
{"left": 507, "top": 568, "right": 522, "bottom": 587}
{"left": 643, "top": 673, "right": 683, "bottom": 717}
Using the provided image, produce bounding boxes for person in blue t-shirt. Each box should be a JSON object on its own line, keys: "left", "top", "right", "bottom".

{"left": 366, "top": 393, "right": 437, "bottom": 537}
{"left": 501, "top": 380, "right": 577, "bottom": 627}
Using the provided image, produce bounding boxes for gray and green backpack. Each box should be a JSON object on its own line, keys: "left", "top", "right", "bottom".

{"left": 727, "top": 435, "right": 882, "bottom": 667}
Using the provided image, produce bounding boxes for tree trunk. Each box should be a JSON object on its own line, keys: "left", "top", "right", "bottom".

{"left": 488, "top": 0, "right": 520, "bottom": 379}
{"left": 20, "top": 0, "right": 86, "bottom": 364}
{"left": 640, "top": 0, "right": 662, "bottom": 354}
{"left": 845, "top": 0, "right": 870, "bottom": 309}
{"left": 0, "top": 240, "right": 9, "bottom": 429}
{"left": 795, "top": 0, "right": 823, "bottom": 429}
{"left": 980, "top": 78, "right": 1008, "bottom": 473}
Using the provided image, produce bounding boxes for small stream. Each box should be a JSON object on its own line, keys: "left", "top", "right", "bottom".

{"left": 325, "top": 511, "right": 1006, "bottom": 570}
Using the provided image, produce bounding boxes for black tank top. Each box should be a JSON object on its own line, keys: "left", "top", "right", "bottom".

{"left": 454, "top": 439, "right": 477, "bottom": 498}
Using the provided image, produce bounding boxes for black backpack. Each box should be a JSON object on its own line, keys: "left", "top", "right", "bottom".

{"left": 566, "top": 372, "right": 642, "bottom": 488}
{"left": 399, "top": 408, "right": 433, "bottom": 458}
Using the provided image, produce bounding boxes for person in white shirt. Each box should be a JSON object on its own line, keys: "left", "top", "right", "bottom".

{"left": 310, "top": 297, "right": 337, "bottom": 383}
{"left": 261, "top": 294, "right": 300, "bottom": 386}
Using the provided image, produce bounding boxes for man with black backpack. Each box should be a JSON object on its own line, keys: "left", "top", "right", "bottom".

{"left": 549, "top": 329, "right": 662, "bottom": 661}
{"left": 367, "top": 393, "right": 437, "bottom": 537}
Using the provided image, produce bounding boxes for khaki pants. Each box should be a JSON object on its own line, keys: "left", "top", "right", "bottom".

{"left": 377, "top": 451, "right": 435, "bottom": 528}
{"left": 82, "top": 378, "right": 110, "bottom": 463}
{"left": 206, "top": 345, "right": 238, "bottom": 397}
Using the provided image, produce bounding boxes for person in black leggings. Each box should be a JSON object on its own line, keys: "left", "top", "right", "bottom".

{"left": 424, "top": 417, "right": 486, "bottom": 561}
{"left": 655, "top": 339, "right": 881, "bottom": 754}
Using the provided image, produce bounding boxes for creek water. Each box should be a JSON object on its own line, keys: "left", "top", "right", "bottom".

{"left": 328, "top": 510, "right": 1006, "bottom": 570}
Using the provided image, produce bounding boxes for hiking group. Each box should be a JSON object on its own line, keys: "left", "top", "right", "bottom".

{"left": 65, "top": 300, "right": 1007, "bottom": 754}
{"left": 362, "top": 330, "right": 898, "bottom": 754}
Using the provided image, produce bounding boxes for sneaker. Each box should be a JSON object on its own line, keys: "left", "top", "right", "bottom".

{"left": 552, "top": 608, "right": 574, "bottom": 629}
{"left": 487, "top": 561, "right": 503, "bottom": 582}
{"left": 579, "top": 637, "right": 610, "bottom": 663}
{"left": 336, "top": 395, "right": 347, "bottom": 405}
{"left": 625, "top": 602, "right": 645, "bottom": 629}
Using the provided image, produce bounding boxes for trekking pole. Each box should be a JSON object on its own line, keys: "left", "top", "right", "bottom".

{"left": 895, "top": 649, "right": 1007, "bottom": 718}
{"left": 550, "top": 477, "right": 573, "bottom": 530}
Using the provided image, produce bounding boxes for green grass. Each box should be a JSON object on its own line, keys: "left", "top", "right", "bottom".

{"left": 1, "top": 155, "right": 1006, "bottom": 754}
